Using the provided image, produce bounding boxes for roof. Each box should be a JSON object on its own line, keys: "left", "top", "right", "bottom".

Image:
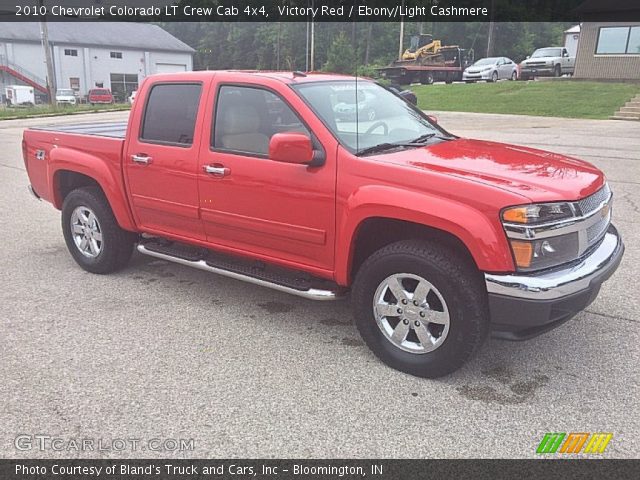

{"left": 139, "top": 70, "right": 368, "bottom": 85}
{"left": 0, "top": 22, "right": 194, "bottom": 53}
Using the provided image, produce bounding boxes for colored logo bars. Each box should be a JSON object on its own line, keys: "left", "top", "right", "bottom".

{"left": 537, "top": 433, "right": 613, "bottom": 454}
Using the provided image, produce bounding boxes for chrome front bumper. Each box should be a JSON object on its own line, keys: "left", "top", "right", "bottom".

{"left": 485, "top": 225, "right": 624, "bottom": 339}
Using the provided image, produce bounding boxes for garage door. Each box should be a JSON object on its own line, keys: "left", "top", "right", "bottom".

{"left": 155, "top": 63, "right": 187, "bottom": 74}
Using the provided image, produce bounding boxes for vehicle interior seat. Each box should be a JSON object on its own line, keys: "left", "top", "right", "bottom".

{"left": 219, "top": 104, "right": 270, "bottom": 154}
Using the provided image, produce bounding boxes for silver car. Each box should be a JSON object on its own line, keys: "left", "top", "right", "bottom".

{"left": 462, "top": 57, "right": 518, "bottom": 83}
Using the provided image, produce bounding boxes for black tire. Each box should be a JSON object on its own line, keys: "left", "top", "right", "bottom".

{"left": 352, "top": 240, "right": 489, "bottom": 378}
{"left": 490, "top": 71, "right": 498, "bottom": 83}
{"left": 554, "top": 64, "right": 561, "bottom": 77}
{"left": 511, "top": 71, "right": 517, "bottom": 81}
{"left": 61, "top": 186, "right": 137, "bottom": 274}
{"left": 421, "top": 73, "right": 434, "bottom": 85}
{"left": 520, "top": 74, "right": 529, "bottom": 81}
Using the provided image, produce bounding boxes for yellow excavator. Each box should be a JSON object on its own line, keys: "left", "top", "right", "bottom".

{"left": 401, "top": 34, "right": 442, "bottom": 61}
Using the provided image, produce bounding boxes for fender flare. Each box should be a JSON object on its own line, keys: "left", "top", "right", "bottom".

{"left": 335, "top": 185, "right": 514, "bottom": 285}
{"left": 48, "top": 147, "right": 137, "bottom": 231}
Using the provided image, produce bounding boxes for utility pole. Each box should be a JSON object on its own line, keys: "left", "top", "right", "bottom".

{"left": 310, "top": 0, "right": 315, "bottom": 71}
{"left": 398, "top": 0, "right": 405, "bottom": 60}
{"left": 38, "top": 0, "right": 56, "bottom": 104}
{"left": 486, "top": 0, "right": 496, "bottom": 57}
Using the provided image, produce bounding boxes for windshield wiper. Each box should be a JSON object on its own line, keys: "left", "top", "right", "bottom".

{"left": 356, "top": 133, "right": 453, "bottom": 156}
{"left": 408, "top": 132, "right": 453, "bottom": 144}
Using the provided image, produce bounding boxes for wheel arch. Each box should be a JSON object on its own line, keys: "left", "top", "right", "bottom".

{"left": 49, "top": 148, "right": 137, "bottom": 231}
{"left": 335, "top": 189, "right": 515, "bottom": 286}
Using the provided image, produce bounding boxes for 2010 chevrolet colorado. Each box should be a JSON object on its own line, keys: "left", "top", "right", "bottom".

{"left": 23, "top": 71, "right": 624, "bottom": 378}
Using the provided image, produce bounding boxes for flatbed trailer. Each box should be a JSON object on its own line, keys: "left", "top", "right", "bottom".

{"left": 377, "top": 65, "right": 466, "bottom": 85}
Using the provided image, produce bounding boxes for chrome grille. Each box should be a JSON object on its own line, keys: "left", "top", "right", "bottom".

{"left": 577, "top": 184, "right": 611, "bottom": 216}
{"left": 587, "top": 215, "right": 610, "bottom": 243}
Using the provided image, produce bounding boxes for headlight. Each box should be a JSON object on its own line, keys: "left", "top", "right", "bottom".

{"left": 502, "top": 202, "right": 580, "bottom": 271}
{"left": 502, "top": 202, "right": 574, "bottom": 224}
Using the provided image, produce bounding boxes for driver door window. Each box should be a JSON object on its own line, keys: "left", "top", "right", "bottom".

{"left": 212, "top": 85, "right": 309, "bottom": 157}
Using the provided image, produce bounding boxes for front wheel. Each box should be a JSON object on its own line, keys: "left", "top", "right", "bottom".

{"left": 352, "top": 240, "right": 489, "bottom": 378}
{"left": 62, "top": 186, "right": 137, "bottom": 274}
{"left": 490, "top": 71, "right": 498, "bottom": 83}
{"left": 511, "top": 71, "right": 518, "bottom": 81}
{"left": 554, "top": 64, "right": 561, "bottom": 77}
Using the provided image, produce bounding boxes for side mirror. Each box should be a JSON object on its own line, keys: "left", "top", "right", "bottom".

{"left": 427, "top": 115, "right": 438, "bottom": 124}
{"left": 526, "top": 55, "right": 530, "bottom": 59}
{"left": 269, "top": 132, "right": 313, "bottom": 165}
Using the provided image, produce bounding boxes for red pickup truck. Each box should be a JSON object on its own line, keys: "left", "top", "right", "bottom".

{"left": 23, "top": 71, "right": 624, "bottom": 378}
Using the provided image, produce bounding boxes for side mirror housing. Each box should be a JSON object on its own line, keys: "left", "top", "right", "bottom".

{"left": 526, "top": 55, "right": 530, "bottom": 59}
{"left": 427, "top": 115, "right": 438, "bottom": 124}
{"left": 269, "top": 132, "right": 313, "bottom": 165}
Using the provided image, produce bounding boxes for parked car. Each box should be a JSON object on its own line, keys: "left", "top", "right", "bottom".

{"left": 55, "top": 88, "right": 77, "bottom": 106}
{"left": 519, "top": 47, "right": 575, "bottom": 80}
{"left": 23, "top": 71, "right": 624, "bottom": 378}
{"left": 462, "top": 57, "right": 518, "bottom": 83}
{"left": 128, "top": 91, "right": 137, "bottom": 105}
{"left": 87, "top": 88, "right": 114, "bottom": 105}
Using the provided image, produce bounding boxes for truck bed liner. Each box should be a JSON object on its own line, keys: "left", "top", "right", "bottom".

{"left": 31, "top": 122, "right": 127, "bottom": 138}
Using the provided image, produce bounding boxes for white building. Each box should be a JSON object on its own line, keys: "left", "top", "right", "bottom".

{"left": 564, "top": 25, "right": 581, "bottom": 58}
{"left": 0, "top": 22, "right": 194, "bottom": 102}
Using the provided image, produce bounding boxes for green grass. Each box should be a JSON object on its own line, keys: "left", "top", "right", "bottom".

{"left": 0, "top": 103, "right": 130, "bottom": 120}
{"left": 414, "top": 80, "right": 640, "bottom": 119}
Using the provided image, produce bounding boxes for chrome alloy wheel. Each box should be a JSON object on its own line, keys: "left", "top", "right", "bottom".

{"left": 70, "top": 206, "right": 103, "bottom": 258}
{"left": 373, "top": 273, "right": 450, "bottom": 354}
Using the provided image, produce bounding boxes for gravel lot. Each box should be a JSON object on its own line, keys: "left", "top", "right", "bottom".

{"left": 1, "top": 110, "right": 638, "bottom": 459}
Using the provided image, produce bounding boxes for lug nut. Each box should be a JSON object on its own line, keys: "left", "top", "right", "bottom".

{"left": 415, "top": 321, "right": 421, "bottom": 327}
{"left": 420, "top": 311, "right": 425, "bottom": 318}
{"left": 397, "top": 308, "right": 403, "bottom": 314}
{"left": 403, "top": 319, "right": 409, "bottom": 325}
{"left": 413, "top": 300, "right": 419, "bottom": 306}
{"left": 401, "top": 299, "right": 408, "bottom": 305}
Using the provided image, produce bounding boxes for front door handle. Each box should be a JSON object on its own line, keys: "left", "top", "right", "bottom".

{"left": 203, "top": 164, "right": 230, "bottom": 177}
{"left": 132, "top": 154, "right": 152, "bottom": 165}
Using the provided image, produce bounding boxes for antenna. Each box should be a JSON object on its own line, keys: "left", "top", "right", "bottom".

{"left": 293, "top": 71, "right": 307, "bottom": 78}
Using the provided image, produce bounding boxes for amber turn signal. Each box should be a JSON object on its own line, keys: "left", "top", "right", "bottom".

{"left": 502, "top": 207, "right": 529, "bottom": 223}
{"left": 509, "top": 240, "right": 533, "bottom": 268}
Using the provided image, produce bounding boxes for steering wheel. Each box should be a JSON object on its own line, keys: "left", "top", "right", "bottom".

{"left": 365, "top": 121, "right": 388, "bottom": 135}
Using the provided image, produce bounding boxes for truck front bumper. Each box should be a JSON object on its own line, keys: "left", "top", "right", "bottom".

{"left": 484, "top": 225, "right": 624, "bottom": 340}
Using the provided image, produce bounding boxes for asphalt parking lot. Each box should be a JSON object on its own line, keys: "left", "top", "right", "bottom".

{"left": 1, "top": 110, "right": 638, "bottom": 459}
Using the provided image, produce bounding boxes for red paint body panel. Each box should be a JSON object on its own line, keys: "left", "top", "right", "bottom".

{"left": 22, "top": 71, "right": 609, "bottom": 287}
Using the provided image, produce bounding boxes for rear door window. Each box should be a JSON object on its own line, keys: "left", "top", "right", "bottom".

{"left": 140, "top": 83, "right": 202, "bottom": 146}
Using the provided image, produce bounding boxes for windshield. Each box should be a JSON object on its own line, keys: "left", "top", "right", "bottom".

{"left": 532, "top": 48, "right": 561, "bottom": 58}
{"left": 293, "top": 80, "right": 447, "bottom": 154}
{"left": 57, "top": 89, "right": 74, "bottom": 96}
{"left": 473, "top": 58, "right": 498, "bottom": 66}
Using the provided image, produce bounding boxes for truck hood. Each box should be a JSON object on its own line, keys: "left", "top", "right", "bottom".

{"left": 522, "top": 57, "right": 556, "bottom": 63}
{"left": 376, "top": 138, "right": 604, "bottom": 203}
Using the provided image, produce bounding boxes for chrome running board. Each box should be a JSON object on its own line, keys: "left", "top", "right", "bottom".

{"left": 137, "top": 243, "right": 345, "bottom": 301}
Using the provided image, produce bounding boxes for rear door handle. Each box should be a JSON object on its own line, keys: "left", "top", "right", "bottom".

{"left": 203, "top": 164, "right": 230, "bottom": 177}
{"left": 131, "top": 154, "right": 152, "bottom": 165}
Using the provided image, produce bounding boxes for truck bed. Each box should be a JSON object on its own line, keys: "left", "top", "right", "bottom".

{"left": 31, "top": 122, "right": 127, "bottom": 138}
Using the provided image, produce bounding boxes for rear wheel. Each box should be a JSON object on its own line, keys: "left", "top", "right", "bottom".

{"left": 421, "top": 73, "right": 434, "bottom": 85}
{"left": 511, "top": 71, "right": 518, "bottom": 81}
{"left": 62, "top": 186, "right": 137, "bottom": 274}
{"left": 352, "top": 240, "right": 489, "bottom": 378}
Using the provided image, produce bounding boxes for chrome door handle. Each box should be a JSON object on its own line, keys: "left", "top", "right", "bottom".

{"left": 131, "top": 154, "right": 152, "bottom": 165}
{"left": 203, "top": 165, "right": 230, "bottom": 177}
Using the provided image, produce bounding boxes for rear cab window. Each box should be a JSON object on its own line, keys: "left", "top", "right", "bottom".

{"left": 140, "top": 83, "right": 202, "bottom": 146}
